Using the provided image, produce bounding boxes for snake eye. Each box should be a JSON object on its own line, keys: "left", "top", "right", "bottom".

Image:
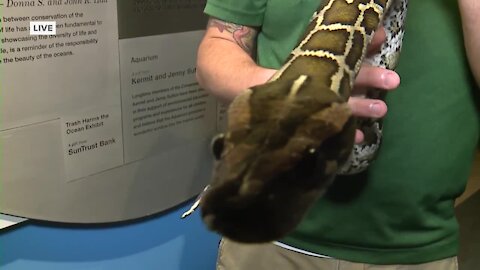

{"left": 287, "top": 147, "right": 330, "bottom": 186}
{"left": 297, "top": 148, "right": 319, "bottom": 178}
{"left": 211, "top": 133, "right": 225, "bottom": 160}
{"left": 283, "top": 147, "right": 319, "bottom": 182}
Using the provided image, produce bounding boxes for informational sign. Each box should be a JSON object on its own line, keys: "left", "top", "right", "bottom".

{"left": 1, "top": 0, "right": 123, "bottom": 181}
{"left": 119, "top": 31, "right": 216, "bottom": 163}
{"left": 0, "top": 0, "right": 221, "bottom": 222}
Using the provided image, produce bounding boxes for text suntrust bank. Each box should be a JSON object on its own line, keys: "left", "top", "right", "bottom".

{"left": 68, "top": 138, "right": 116, "bottom": 155}
{"left": 68, "top": 142, "right": 98, "bottom": 155}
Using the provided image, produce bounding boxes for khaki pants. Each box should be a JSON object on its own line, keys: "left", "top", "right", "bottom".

{"left": 217, "top": 239, "right": 458, "bottom": 270}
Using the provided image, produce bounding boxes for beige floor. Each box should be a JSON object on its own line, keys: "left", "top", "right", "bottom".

{"left": 457, "top": 191, "right": 480, "bottom": 270}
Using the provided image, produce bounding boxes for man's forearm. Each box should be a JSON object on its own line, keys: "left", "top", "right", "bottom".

{"left": 196, "top": 19, "right": 276, "bottom": 101}
{"left": 459, "top": 0, "right": 480, "bottom": 86}
{"left": 196, "top": 37, "right": 275, "bottom": 101}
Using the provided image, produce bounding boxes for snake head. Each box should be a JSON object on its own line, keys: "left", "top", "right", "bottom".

{"left": 200, "top": 78, "right": 355, "bottom": 243}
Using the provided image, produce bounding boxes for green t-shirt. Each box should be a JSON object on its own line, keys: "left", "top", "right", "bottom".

{"left": 205, "top": 0, "right": 480, "bottom": 264}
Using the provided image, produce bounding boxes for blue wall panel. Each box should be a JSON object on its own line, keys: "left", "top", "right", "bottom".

{"left": 0, "top": 202, "right": 220, "bottom": 270}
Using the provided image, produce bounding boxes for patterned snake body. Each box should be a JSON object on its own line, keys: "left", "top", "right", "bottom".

{"left": 339, "top": 0, "right": 408, "bottom": 174}
{"left": 185, "top": 0, "right": 409, "bottom": 243}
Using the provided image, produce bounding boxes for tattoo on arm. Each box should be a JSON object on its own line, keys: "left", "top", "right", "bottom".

{"left": 208, "top": 18, "right": 258, "bottom": 56}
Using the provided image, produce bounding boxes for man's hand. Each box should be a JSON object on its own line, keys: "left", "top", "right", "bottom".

{"left": 349, "top": 27, "right": 401, "bottom": 142}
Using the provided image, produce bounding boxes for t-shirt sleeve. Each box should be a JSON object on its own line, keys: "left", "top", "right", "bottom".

{"left": 204, "top": 0, "right": 267, "bottom": 26}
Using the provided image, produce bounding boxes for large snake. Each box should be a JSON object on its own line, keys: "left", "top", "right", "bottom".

{"left": 184, "top": 0, "right": 408, "bottom": 243}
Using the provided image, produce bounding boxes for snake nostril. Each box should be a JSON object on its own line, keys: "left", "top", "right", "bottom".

{"left": 211, "top": 133, "right": 225, "bottom": 160}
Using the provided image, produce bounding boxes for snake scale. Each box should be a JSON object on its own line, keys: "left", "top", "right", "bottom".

{"left": 184, "top": 0, "right": 409, "bottom": 243}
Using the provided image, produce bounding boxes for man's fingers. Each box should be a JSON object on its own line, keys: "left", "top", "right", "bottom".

{"left": 350, "top": 26, "right": 393, "bottom": 145}
{"left": 348, "top": 97, "right": 388, "bottom": 118}
{"left": 367, "top": 27, "right": 387, "bottom": 55}
{"left": 355, "top": 130, "right": 365, "bottom": 144}
{"left": 354, "top": 65, "right": 400, "bottom": 90}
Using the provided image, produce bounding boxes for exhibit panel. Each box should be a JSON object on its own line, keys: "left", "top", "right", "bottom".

{"left": 0, "top": 0, "right": 224, "bottom": 222}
